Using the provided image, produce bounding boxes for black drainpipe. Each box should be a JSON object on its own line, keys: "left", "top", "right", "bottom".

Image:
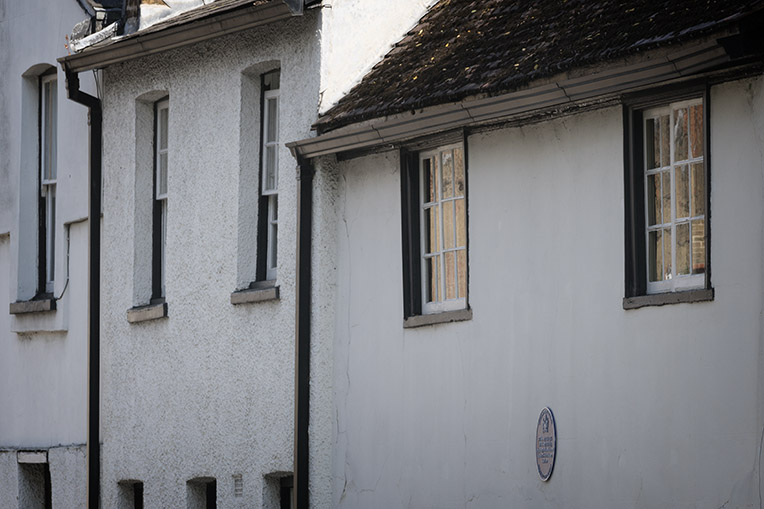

{"left": 62, "top": 64, "right": 102, "bottom": 509}
{"left": 293, "top": 156, "right": 313, "bottom": 509}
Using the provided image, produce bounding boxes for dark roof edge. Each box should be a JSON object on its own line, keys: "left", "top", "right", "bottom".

{"left": 59, "top": 1, "right": 299, "bottom": 72}
{"left": 288, "top": 38, "right": 758, "bottom": 159}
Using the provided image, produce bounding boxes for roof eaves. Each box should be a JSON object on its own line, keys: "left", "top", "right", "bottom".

{"left": 59, "top": 0, "right": 299, "bottom": 72}
{"left": 288, "top": 37, "right": 743, "bottom": 159}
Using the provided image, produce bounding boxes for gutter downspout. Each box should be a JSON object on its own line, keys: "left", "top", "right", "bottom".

{"left": 294, "top": 156, "right": 314, "bottom": 509}
{"left": 63, "top": 64, "right": 102, "bottom": 509}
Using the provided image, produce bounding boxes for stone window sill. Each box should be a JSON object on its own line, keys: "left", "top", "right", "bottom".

{"left": 9, "top": 298, "right": 56, "bottom": 315}
{"left": 127, "top": 301, "right": 168, "bottom": 323}
{"left": 403, "top": 308, "right": 472, "bottom": 328}
{"left": 623, "top": 288, "right": 714, "bottom": 310}
{"left": 231, "top": 281, "right": 279, "bottom": 305}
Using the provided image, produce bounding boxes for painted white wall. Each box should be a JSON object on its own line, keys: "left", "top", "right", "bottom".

{"left": 99, "top": 12, "right": 321, "bottom": 507}
{"left": 324, "top": 76, "right": 764, "bottom": 508}
{"left": 0, "top": 0, "right": 93, "bottom": 506}
{"left": 317, "top": 0, "right": 438, "bottom": 114}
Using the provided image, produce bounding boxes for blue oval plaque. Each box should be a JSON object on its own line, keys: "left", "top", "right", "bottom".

{"left": 535, "top": 407, "right": 556, "bottom": 481}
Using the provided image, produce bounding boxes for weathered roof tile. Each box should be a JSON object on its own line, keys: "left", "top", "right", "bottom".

{"left": 319, "top": 0, "right": 763, "bottom": 132}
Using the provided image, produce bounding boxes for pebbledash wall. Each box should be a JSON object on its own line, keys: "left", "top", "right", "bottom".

{"left": 0, "top": 0, "right": 94, "bottom": 507}
{"left": 99, "top": 12, "right": 321, "bottom": 508}
{"left": 315, "top": 76, "right": 764, "bottom": 508}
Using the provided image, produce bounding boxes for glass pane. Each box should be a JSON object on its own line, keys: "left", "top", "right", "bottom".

{"left": 691, "top": 219, "right": 706, "bottom": 274}
{"left": 676, "top": 222, "right": 690, "bottom": 275}
{"left": 660, "top": 115, "right": 670, "bottom": 167}
{"left": 441, "top": 149, "right": 454, "bottom": 199}
{"left": 425, "top": 255, "right": 440, "bottom": 303}
{"left": 648, "top": 230, "right": 662, "bottom": 282}
{"left": 689, "top": 104, "right": 704, "bottom": 159}
{"left": 645, "top": 118, "right": 659, "bottom": 170}
{"left": 48, "top": 81, "right": 57, "bottom": 180}
{"left": 159, "top": 153, "right": 168, "bottom": 195}
{"left": 48, "top": 190, "right": 55, "bottom": 283}
{"left": 691, "top": 163, "right": 705, "bottom": 217}
{"left": 445, "top": 251, "right": 456, "bottom": 300}
{"left": 646, "top": 174, "right": 660, "bottom": 225}
{"left": 443, "top": 201, "right": 455, "bottom": 250}
{"left": 675, "top": 165, "right": 689, "bottom": 219}
{"left": 266, "top": 97, "right": 278, "bottom": 143}
{"left": 422, "top": 158, "right": 437, "bottom": 203}
{"left": 457, "top": 250, "right": 467, "bottom": 299}
{"left": 661, "top": 171, "right": 671, "bottom": 226}
{"left": 263, "top": 70, "right": 280, "bottom": 91}
{"left": 663, "top": 227, "right": 672, "bottom": 280}
{"left": 673, "top": 108, "right": 688, "bottom": 162}
{"left": 454, "top": 147, "right": 465, "bottom": 197}
{"left": 455, "top": 198, "right": 466, "bottom": 248}
{"left": 159, "top": 108, "right": 168, "bottom": 150}
{"left": 265, "top": 145, "right": 277, "bottom": 191}
{"left": 423, "top": 205, "right": 439, "bottom": 254}
{"left": 270, "top": 222, "right": 278, "bottom": 269}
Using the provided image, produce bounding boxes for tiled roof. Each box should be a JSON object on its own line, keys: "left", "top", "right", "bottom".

{"left": 318, "top": 0, "right": 764, "bottom": 131}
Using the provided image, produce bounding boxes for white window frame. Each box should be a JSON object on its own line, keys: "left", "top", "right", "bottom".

{"left": 643, "top": 98, "right": 705, "bottom": 294}
{"left": 419, "top": 143, "right": 467, "bottom": 314}
{"left": 155, "top": 99, "right": 169, "bottom": 298}
{"left": 262, "top": 84, "right": 279, "bottom": 281}
{"left": 40, "top": 73, "right": 57, "bottom": 293}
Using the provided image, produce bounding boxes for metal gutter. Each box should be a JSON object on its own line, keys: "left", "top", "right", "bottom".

{"left": 288, "top": 39, "right": 731, "bottom": 159}
{"left": 293, "top": 157, "right": 313, "bottom": 509}
{"left": 61, "top": 64, "right": 102, "bottom": 509}
{"left": 59, "top": 1, "right": 299, "bottom": 73}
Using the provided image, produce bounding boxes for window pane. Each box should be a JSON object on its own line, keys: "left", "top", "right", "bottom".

{"left": 455, "top": 198, "right": 466, "bottom": 247}
{"left": 423, "top": 205, "right": 439, "bottom": 254}
{"left": 691, "top": 163, "right": 705, "bottom": 217}
{"left": 647, "top": 174, "right": 660, "bottom": 226}
{"left": 661, "top": 171, "right": 671, "bottom": 226}
{"left": 689, "top": 104, "right": 703, "bottom": 159}
{"left": 441, "top": 149, "right": 453, "bottom": 199}
{"left": 445, "top": 251, "right": 456, "bottom": 300}
{"left": 425, "top": 256, "right": 440, "bottom": 303}
{"left": 270, "top": 221, "right": 278, "bottom": 270}
{"left": 443, "top": 201, "right": 455, "bottom": 250}
{"left": 675, "top": 165, "right": 689, "bottom": 219}
{"left": 159, "top": 153, "right": 168, "bottom": 196}
{"left": 648, "top": 230, "right": 662, "bottom": 282}
{"left": 265, "top": 145, "right": 277, "bottom": 191}
{"left": 423, "top": 158, "right": 437, "bottom": 203}
{"left": 454, "top": 147, "right": 465, "bottom": 197}
{"left": 457, "top": 250, "right": 467, "bottom": 299}
{"left": 266, "top": 97, "right": 278, "bottom": 143}
{"left": 48, "top": 81, "right": 57, "bottom": 180}
{"left": 663, "top": 227, "right": 672, "bottom": 280}
{"left": 676, "top": 222, "right": 690, "bottom": 275}
{"left": 691, "top": 219, "right": 706, "bottom": 274}
{"left": 645, "top": 118, "right": 659, "bottom": 170}
{"left": 660, "top": 115, "right": 670, "bottom": 167}
{"left": 673, "top": 107, "right": 688, "bottom": 162}
{"left": 159, "top": 107, "right": 168, "bottom": 150}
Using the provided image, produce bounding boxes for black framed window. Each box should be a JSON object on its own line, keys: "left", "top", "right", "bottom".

{"left": 152, "top": 98, "right": 169, "bottom": 301}
{"left": 38, "top": 70, "right": 57, "bottom": 297}
{"left": 255, "top": 69, "right": 280, "bottom": 284}
{"left": 401, "top": 139, "right": 469, "bottom": 320}
{"left": 623, "top": 85, "right": 713, "bottom": 309}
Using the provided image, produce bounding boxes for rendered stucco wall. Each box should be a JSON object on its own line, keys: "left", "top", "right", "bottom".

{"left": 317, "top": 0, "right": 438, "bottom": 114}
{"left": 0, "top": 1, "right": 91, "bottom": 507}
{"left": 327, "top": 76, "right": 764, "bottom": 508}
{"left": 99, "top": 13, "right": 321, "bottom": 508}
